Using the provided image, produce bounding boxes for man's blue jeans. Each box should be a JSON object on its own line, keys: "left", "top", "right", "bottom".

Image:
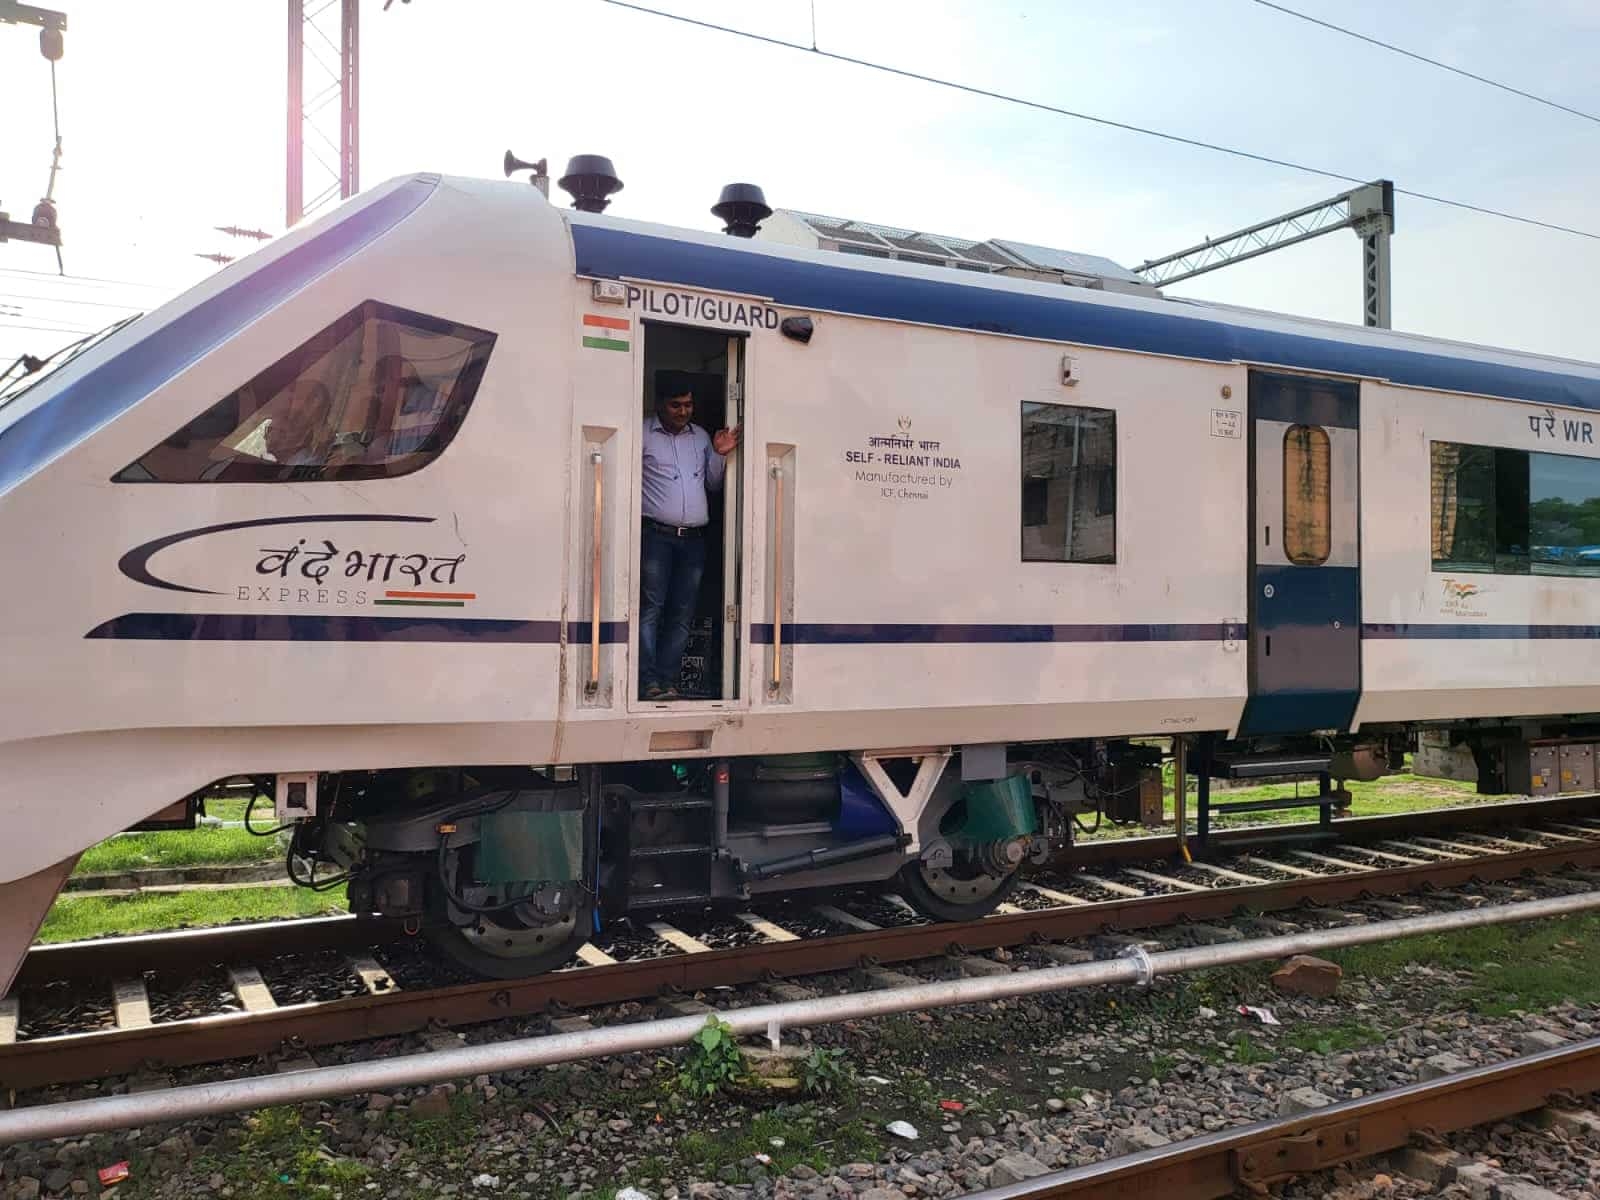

{"left": 639, "top": 524, "right": 706, "bottom": 693}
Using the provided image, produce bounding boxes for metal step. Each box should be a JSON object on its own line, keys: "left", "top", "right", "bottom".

{"left": 630, "top": 843, "right": 714, "bottom": 860}
{"left": 629, "top": 795, "right": 713, "bottom": 812}
{"left": 626, "top": 887, "right": 713, "bottom": 912}
{"left": 1202, "top": 753, "right": 1333, "bottom": 780}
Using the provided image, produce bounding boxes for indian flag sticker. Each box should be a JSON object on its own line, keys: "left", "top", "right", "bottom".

{"left": 374, "top": 590, "right": 476, "bottom": 608}
{"left": 582, "top": 313, "right": 630, "bottom": 351}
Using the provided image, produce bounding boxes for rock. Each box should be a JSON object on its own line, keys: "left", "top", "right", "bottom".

{"left": 1455, "top": 1162, "right": 1566, "bottom": 1200}
{"left": 410, "top": 1088, "right": 454, "bottom": 1119}
{"left": 1278, "top": 1087, "right": 1333, "bottom": 1115}
{"left": 860, "top": 1191, "right": 902, "bottom": 1200}
{"left": 987, "top": 1153, "right": 1048, "bottom": 1187}
{"left": 1112, "top": 1126, "right": 1170, "bottom": 1155}
{"left": 70, "top": 1184, "right": 91, "bottom": 1198}
{"left": 1045, "top": 1099, "right": 1066, "bottom": 1113}
{"left": 1269, "top": 955, "right": 1342, "bottom": 997}
{"left": 742, "top": 1045, "right": 809, "bottom": 1080}
{"left": 1395, "top": 1146, "right": 1458, "bottom": 1185}
{"left": 790, "top": 1165, "right": 819, "bottom": 1181}
{"left": 367, "top": 1093, "right": 394, "bottom": 1112}
{"left": 43, "top": 1169, "right": 72, "bottom": 1193}
{"left": 1516, "top": 1030, "right": 1568, "bottom": 1055}
{"left": 15, "top": 1178, "right": 40, "bottom": 1200}
{"left": 1421, "top": 1052, "right": 1473, "bottom": 1079}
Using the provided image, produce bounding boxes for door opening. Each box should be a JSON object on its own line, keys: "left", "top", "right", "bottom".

{"left": 1239, "top": 371, "right": 1361, "bottom": 736}
{"left": 637, "top": 323, "right": 744, "bottom": 703}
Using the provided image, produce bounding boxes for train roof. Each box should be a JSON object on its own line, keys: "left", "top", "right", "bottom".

{"left": 567, "top": 202, "right": 1600, "bottom": 412}
{"left": 4, "top": 173, "right": 1598, "bottom": 501}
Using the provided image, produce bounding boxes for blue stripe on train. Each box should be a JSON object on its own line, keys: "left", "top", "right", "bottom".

{"left": 751, "top": 622, "right": 1240, "bottom": 643}
{"left": 84, "top": 613, "right": 627, "bottom": 643}
{"left": 571, "top": 223, "right": 1600, "bottom": 411}
{"left": 1365, "top": 623, "right": 1600, "bottom": 639}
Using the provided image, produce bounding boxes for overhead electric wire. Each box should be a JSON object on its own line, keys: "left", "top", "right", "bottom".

{"left": 602, "top": 1, "right": 1600, "bottom": 244}
{"left": 1251, "top": 0, "right": 1600, "bottom": 128}
{"left": 0, "top": 291, "right": 144, "bottom": 311}
{"left": 0, "top": 266, "right": 173, "bottom": 291}
{"left": 0, "top": 320, "right": 97, "bottom": 336}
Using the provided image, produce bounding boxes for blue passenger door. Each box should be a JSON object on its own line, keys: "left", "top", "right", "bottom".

{"left": 1239, "top": 372, "right": 1361, "bottom": 736}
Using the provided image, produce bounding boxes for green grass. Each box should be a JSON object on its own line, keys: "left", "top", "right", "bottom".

{"left": 72, "top": 794, "right": 282, "bottom": 877}
{"left": 1328, "top": 912, "right": 1600, "bottom": 1016}
{"left": 1220, "top": 1033, "right": 1275, "bottom": 1065}
{"left": 1084, "top": 764, "right": 1488, "bottom": 841}
{"left": 188, "top": 1106, "right": 367, "bottom": 1200}
{"left": 75, "top": 826, "right": 283, "bottom": 876}
{"left": 673, "top": 1107, "right": 880, "bottom": 1178}
{"left": 1282, "top": 1020, "right": 1385, "bottom": 1055}
{"left": 38, "top": 886, "right": 345, "bottom": 943}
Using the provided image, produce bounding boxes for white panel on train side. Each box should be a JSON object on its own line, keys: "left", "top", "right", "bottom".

{"left": 1355, "top": 380, "right": 1600, "bottom": 727}
{"left": 0, "top": 179, "right": 577, "bottom": 882}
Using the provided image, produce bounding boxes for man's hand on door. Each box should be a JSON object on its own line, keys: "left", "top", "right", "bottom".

{"left": 712, "top": 426, "right": 742, "bottom": 456}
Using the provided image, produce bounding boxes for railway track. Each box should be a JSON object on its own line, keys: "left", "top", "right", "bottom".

{"left": 966, "top": 1036, "right": 1600, "bottom": 1198}
{"left": 6, "top": 798, "right": 1600, "bottom": 1095}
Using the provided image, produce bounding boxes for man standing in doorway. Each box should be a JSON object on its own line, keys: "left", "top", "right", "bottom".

{"left": 640, "top": 371, "right": 741, "bottom": 700}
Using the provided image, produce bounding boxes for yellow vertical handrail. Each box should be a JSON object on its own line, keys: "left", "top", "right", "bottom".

{"left": 588, "top": 449, "right": 603, "bottom": 695}
{"left": 770, "top": 460, "right": 783, "bottom": 692}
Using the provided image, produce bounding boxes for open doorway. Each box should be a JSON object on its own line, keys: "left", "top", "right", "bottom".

{"left": 638, "top": 323, "right": 743, "bottom": 702}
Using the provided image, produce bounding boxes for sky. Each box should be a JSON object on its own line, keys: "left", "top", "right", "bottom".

{"left": 1, "top": 0, "right": 1598, "bottom": 374}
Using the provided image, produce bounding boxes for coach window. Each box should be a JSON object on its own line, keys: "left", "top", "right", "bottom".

{"left": 1282, "top": 424, "right": 1331, "bottom": 566}
{"left": 112, "top": 300, "right": 495, "bottom": 483}
{"left": 1530, "top": 451, "right": 1600, "bottom": 576}
{"left": 1020, "top": 401, "right": 1116, "bottom": 563}
{"left": 1431, "top": 441, "right": 1600, "bottom": 577}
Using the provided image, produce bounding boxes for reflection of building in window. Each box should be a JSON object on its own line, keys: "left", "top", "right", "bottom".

{"left": 1282, "top": 424, "right": 1331, "bottom": 567}
{"left": 113, "top": 301, "right": 496, "bottom": 484}
{"left": 1021, "top": 402, "right": 1116, "bottom": 563}
{"left": 1431, "top": 440, "right": 1600, "bottom": 578}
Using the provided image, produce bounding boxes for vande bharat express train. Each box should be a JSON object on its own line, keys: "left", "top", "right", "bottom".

{"left": 3, "top": 170, "right": 1600, "bottom": 987}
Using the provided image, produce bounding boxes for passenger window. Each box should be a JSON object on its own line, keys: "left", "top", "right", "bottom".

{"left": 1020, "top": 401, "right": 1115, "bottom": 563}
{"left": 1430, "top": 440, "right": 1600, "bottom": 577}
{"left": 1282, "top": 424, "right": 1331, "bottom": 566}
{"left": 1530, "top": 451, "right": 1600, "bottom": 576}
{"left": 113, "top": 300, "right": 495, "bottom": 483}
{"left": 1431, "top": 441, "right": 1496, "bottom": 571}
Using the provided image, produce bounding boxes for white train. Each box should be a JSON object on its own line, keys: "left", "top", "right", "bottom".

{"left": 3, "top": 163, "right": 1599, "bottom": 986}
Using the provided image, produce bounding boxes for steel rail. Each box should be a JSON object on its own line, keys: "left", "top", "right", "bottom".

{"left": 5, "top": 891, "right": 1600, "bottom": 1145}
{"left": 6, "top": 836, "right": 1600, "bottom": 1091}
{"left": 1060, "top": 792, "right": 1600, "bottom": 868}
{"left": 22, "top": 793, "right": 1596, "bottom": 986}
{"left": 14, "top": 913, "right": 405, "bottom": 987}
{"left": 964, "top": 1036, "right": 1600, "bottom": 1198}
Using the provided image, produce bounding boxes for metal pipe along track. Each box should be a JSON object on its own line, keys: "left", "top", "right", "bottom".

{"left": 4, "top": 889, "right": 1600, "bottom": 1146}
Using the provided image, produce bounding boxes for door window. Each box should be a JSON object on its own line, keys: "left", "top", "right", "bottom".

{"left": 1282, "top": 423, "right": 1331, "bottom": 566}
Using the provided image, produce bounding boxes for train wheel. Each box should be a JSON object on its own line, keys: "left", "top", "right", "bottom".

{"left": 424, "top": 903, "right": 593, "bottom": 979}
{"left": 894, "top": 857, "right": 1021, "bottom": 923}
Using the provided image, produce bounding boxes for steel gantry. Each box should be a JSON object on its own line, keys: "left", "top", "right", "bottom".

{"left": 1135, "top": 180, "right": 1395, "bottom": 328}
{"left": 286, "top": 0, "right": 359, "bottom": 229}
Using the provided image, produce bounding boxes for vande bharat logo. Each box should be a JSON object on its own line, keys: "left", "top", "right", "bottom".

{"left": 118, "top": 514, "right": 474, "bottom": 609}
{"left": 1440, "top": 577, "right": 1489, "bottom": 619}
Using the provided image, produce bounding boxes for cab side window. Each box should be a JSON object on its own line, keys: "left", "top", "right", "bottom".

{"left": 1021, "top": 401, "right": 1116, "bottom": 563}
{"left": 113, "top": 300, "right": 495, "bottom": 483}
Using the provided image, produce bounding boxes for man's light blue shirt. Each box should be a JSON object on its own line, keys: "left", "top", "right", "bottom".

{"left": 641, "top": 414, "right": 726, "bottom": 528}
